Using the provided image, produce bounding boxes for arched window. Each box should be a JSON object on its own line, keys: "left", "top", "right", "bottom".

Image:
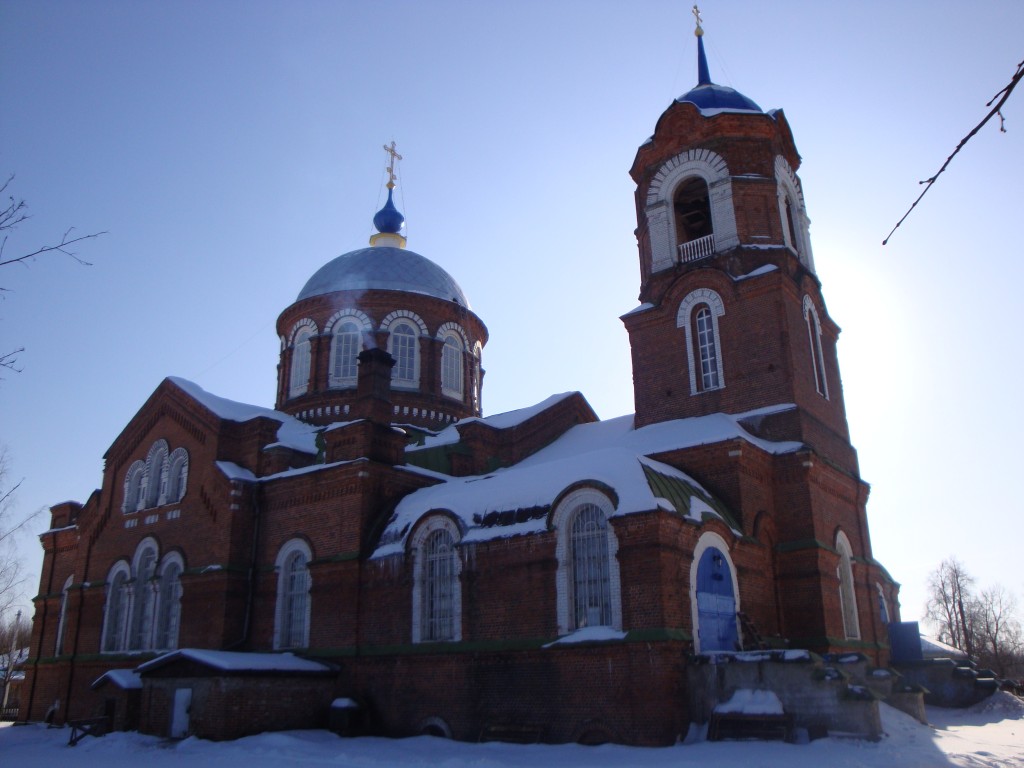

{"left": 440, "top": 334, "right": 464, "bottom": 400}
{"left": 330, "top": 320, "right": 362, "bottom": 387}
{"left": 836, "top": 531, "right": 860, "bottom": 640}
{"left": 876, "top": 583, "right": 891, "bottom": 626}
{"left": 411, "top": 516, "right": 462, "bottom": 643}
{"left": 274, "top": 540, "right": 312, "bottom": 649}
{"left": 144, "top": 440, "right": 169, "bottom": 508}
{"left": 154, "top": 554, "right": 184, "bottom": 650}
{"left": 165, "top": 448, "right": 189, "bottom": 504}
{"left": 677, "top": 288, "right": 726, "bottom": 395}
{"left": 130, "top": 540, "right": 159, "bottom": 650}
{"left": 289, "top": 324, "right": 315, "bottom": 398}
{"left": 673, "top": 176, "right": 714, "bottom": 262}
{"left": 54, "top": 575, "right": 73, "bottom": 656}
{"left": 388, "top": 322, "right": 419, "bottom": 389}
{"left": 553, "top": 489, "right": 622, "bottom": 635}
{"left": 803, "top": 296, "right": 829, "bottom": 399}
{"left": 102, "top": 562, "right": 131, "bottom": 653}
{"left": 123, "top": 461, "right": 146, "bottom": 513}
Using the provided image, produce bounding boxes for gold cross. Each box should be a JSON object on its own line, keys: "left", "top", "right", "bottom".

{"left": 383, "top": 141, "right": 403, "bottom": 188}
{"left": 692, "top": 4, "right": 703, "bottom": 36}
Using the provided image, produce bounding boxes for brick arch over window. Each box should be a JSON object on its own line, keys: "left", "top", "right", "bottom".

{"left": 409, "top": 514, "right": 463, "bottom": 643}
{"left": 437, "top": 322, "right": 469, "bottom": 401}
{"left": 287, "top": 319, "right": 319, "bottom": 398}
{"left": 835, "top": 531, "right": 861, "bottom": 640}
{"left": 644, "top": 149, "right": 738, "bottom": 273}
{"left": 802, "top": 295, "right": 829, "bottom": 399}
{"left": 381, "top": 310, "right": 427, "bottom": 390}
{"left": 552, "top": 487, "right": 622, "bottom": 636}
{"left": 274, "top": 538, "right": 312, "bottom": 650}
{"left": 677, "top": 288, "right": 726, "bottom": 395}
{"left": 775, "top": 156, "right": 815, "bottom": 272}
{"left": 326, "top": 309, "right": 373, "bottom": 388}
{"left": 123, "top": 460, "right": 146, "bottom": 513}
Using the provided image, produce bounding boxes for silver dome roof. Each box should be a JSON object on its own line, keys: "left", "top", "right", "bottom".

{"left": 296, "top": 246, "right": 471, "bottom": 308}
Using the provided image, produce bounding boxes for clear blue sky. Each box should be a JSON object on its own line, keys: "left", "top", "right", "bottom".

{"left": 2, "top": 1, "right": 1022, "bottom": 629}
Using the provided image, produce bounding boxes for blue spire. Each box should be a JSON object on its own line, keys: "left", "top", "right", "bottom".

{"left": 696, "top": 32, "right": 712, "bottom": 86}
{"left": 372, "top": 186, "right": 405, "bottom": 234}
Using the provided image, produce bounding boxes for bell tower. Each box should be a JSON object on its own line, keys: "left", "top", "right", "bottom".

{"left": 623, "top": 13, "right": 857, "bottom": 475}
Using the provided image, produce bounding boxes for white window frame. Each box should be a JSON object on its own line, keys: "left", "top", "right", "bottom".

{"left": 288, "top": 320, "right": 318, "bottom": 398}
{"left": 803, "top": 295, "right": 829, "bottom": 399}
{"left": 552, "top": 488, "right": 622, "bottom": 636}
{"left": 144, "top": 440, "right": 169, "bottom": 509}
{"left": 326, "top": 309, "right": 372, "bottom": 389}
{"left": 274, "top": 539, "right": 312, "bottom": 650}
{"left": 129, "top": 538, "right": 159, "bottom": 650}
{"left": 123, "top": 460, "right": 146, "bottom": 513}
{"left": 836, "top": 531, "right": 861, "bottom": 640}
{"left": 438, "top": 323, "right": 467, "bottom": 400}
{"left": 101, "top": 561, "right": 132, "bottom": 653}
{"left": 677, "top": 288, "right": 726, "bottom": 395}
{"left": 154, "top": 552, "right": 184, "bottom": 650}
{"left": 165, "top": 447, "right": 189, "bottom": 504}
{"left": 381, "top": 311, "right": 426, "bottom": 391}
{"left": 410, "top": 515, "right": 463, "bottom": 643}
{"left": 54, "top": 575, "right": 73, "bottom": 656}
{"left": 775, "top": 155, "right": 815, "bottom": 272}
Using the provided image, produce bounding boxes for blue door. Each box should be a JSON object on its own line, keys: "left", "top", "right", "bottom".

{"left": 696, "top": 547, "right": 738, "bottom": 651}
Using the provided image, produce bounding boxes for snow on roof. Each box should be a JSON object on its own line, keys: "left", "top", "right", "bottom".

{"left": 373, "top": 405, "right": 802, "bottom": 557}
{"left": 920, "top": 634, "right": 969, "bottom": 659}
{"left": 167, "top": 377, "right": 319, "bottom": 454}
{"left": 414, "top": 392, "right": 581, "bottom": 451}
{"left": 543, "top": 626, "right": 627, "bottom": 647}
{"left": 135, "top": 648, "right": 333, "bottom": 675}
{"left": 714, "top": 688, "right": 785, "bottom": 715}
{"left": 92, "top": 668, "right": 142, "bottom": 690}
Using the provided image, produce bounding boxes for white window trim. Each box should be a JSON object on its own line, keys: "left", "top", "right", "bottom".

{"left": 130, "top": 538, "right": 159, "bottom": 651}
{"left": 287, "top": 319, "right": 319, "bottom": 398}
{"left": 689, "top": 531, "right": 742, "bottom": 654}
{"left": 326, "top": 309, "right": 372, "bottom": 389}
{"left": 101, "top": 561, "right": 132, "bottom": 653}
{"left": 836, "top": 531, "right": 861, "bottom": 640}
{"left": 154, "top": 552, "right": 184, "bottom": 651}
{"left": 54, "top": 575, "right": 73, "bottom": 656}
{"left": 644, "top": 149, "right": 739, "bottom": 273}
{"left": 552, "top": 488, "right": 622, "bottom": 636}
{"left": 438, "top": 324, "right": 467, "bottom": 401}
{"left": 775, "top": 155, "right": 815, "bottom": 273}
{"left": 123, "top": 460, "right": 146, "bottom": 514}
{"left": 410, "top": 515, "right": 463, "bottom": 644}
{"left": 677, "top": 288, "right": 726, "bottom": 395}
{"left": 274, "top": 538, "right": 312, "bottom": 650}
{"left": 381, "top": 311, "right": 427, "bottom": 391}
{"left": 165, "top": 447, "right": 189, "bottom": 504}
{"left": 802, "top": 295, "right": 829, "bottom": 399}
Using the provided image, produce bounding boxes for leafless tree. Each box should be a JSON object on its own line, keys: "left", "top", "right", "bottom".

{"left": 975, "top": 585, "right": 1023, "bottom": 678}
{"left": 0, "top": 446, "right": 42, "bottom": 625}
{"left": 925, "top": 557, "right": 978, "bottom": 657}
{"left": 1, "top": 173, "right": 105, "bottom": 374}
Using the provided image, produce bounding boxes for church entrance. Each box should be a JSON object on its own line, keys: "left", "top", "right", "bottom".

{"left": 695, "top": 547, "right": 738, "bottom": 652}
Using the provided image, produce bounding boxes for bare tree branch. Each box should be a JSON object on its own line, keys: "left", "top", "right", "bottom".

{"left": 884, "top": 58, "right": 1024, "bottom": 245}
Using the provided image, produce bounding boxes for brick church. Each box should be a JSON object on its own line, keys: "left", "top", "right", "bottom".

{"left": 21, "top": 19, "right": 901, "bottom": 745}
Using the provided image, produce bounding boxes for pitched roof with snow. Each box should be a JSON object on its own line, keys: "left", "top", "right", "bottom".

{"left": 167, "top": 377, "right": 320, "bottom": 455}
{"left": 136, "top": 648, "right": 334, "bottom": 675}
{"left": 372, "top": 403, "right": 802, "bottom": 557}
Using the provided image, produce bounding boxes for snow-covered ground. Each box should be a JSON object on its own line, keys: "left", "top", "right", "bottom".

{"left": 2, "top": 694, "right": 1021, "bottom": 768}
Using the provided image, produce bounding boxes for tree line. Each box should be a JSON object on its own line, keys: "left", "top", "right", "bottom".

{"left": 926, "top": 557, "right": 1023, "bottom": 680}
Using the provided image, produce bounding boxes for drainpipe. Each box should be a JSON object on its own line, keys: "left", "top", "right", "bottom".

{"left": 234, "top": 481, "right": 263, "bottom": 649}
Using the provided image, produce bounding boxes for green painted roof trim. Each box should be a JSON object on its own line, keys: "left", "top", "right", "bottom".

{"left": 641, "top": 463, "right": 741, "bottom": 530}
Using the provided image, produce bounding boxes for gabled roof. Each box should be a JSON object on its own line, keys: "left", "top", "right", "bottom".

{"left": 373, "top": 404, "right": 801, "bottom": 557}
{"left": 167, "top": 377, "right": 320, "bottom": 455}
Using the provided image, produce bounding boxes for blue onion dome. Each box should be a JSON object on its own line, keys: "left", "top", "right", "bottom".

{"left": 372, "top": 186, "right": 405, "bottom": 234}
{"left": 677, "top": 21, "right": 762, "bottom": 113}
